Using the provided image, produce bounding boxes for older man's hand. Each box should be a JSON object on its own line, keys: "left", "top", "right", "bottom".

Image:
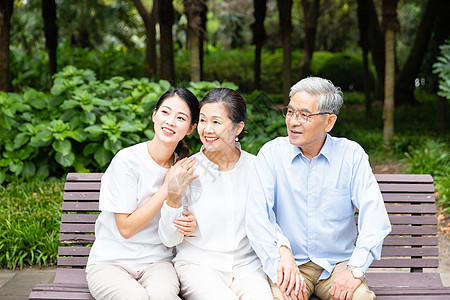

{"left": 329, "top": 269, "right": 361, "bottom": 300}
{"left": 276, "top": 246, "right": 308, "bottom": 300}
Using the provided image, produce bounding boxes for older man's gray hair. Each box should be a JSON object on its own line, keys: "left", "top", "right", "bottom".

{"left": 289, "top": 77, "right": 344, "bottom": 115}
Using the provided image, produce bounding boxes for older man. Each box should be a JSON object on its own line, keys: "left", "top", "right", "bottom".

{"left": 246, "top": 77, "right": 391, "bottom": 300}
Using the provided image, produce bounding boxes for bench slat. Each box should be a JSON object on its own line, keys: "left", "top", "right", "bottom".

{"left": 374, "top": 174, "right": 433, "bottom": 183}
{"left": 59, "top": 247, "right": 91, "bottom": 256}
{"left": 389, "top": 215, "right": 437, "bottom": 225}
{"left": 381, "top": 193, "right": 436, "bottom": 203}
{"left": 379, "top": 183, "right": 435, "bottom": 193}
{"left": 61, "top": 214, "right": 98, "bottom": 223}
{"left": 62, "top": 202, "right": 99, "bottom": 212}
{"left": 370, "top": 258, "right": 439, "bottom": 268}
{"left": 64, "top": 192, "right": 100, "bottom": 201}
{"left": 58, "top": 257, "right": 89, "bottom": 266}
{"left": 60, "top": 224, "right": 95, "bottom": 233}
{"left": 64, "top": 182, "right": 101, "bottom": 191}
{"left": 390, "top": 225, "right": 437, "bottom": 235}
{"left": 383, "top": 236, "right": 438, "bottom": 246}
{"left": 54, "top": 268, "right": 88, "bottom": 284}
{"left": 381, "top": 247, "right": 439, "bottom": 257}
{"left": 366, "top": 272, "right": 443, "bottom": 287}
{"left": 59, "top": 234, "right": 95, "bottom": 243}
{"left": 385, "top": 204, "right": 436, "bottom": 214}
{"left": 67, "top": 173, "right": 103, "bottom": 181}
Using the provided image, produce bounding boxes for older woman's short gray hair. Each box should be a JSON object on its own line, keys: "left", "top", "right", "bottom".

{"left": 289, "top": 77, "right": 343, "bottom": 115}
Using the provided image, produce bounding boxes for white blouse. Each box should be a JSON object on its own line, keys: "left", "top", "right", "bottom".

{"left": 158, "top": 144, "right": 262, "bottom": 279}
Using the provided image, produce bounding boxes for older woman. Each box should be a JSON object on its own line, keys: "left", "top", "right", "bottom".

{"left": 159, "top": 88, "right": 273, "bottom": 300}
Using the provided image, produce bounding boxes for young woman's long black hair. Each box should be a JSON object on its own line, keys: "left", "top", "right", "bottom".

{"left": 155, "top": 88, "right": 200, "bottom": 159}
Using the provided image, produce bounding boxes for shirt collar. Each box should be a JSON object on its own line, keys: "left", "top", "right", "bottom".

{"left": 199, "top": 142, "right": 242, "bottom": 171}
{"left": 288, "top": 134, "right": 333, "bottom": 163}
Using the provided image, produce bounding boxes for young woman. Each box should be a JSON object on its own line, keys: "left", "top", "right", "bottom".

{"left": 159, "top": 88, "right": 273, "bottom": 300}
{"left": 86, "top": 88, "right": 200, "bottom": 300}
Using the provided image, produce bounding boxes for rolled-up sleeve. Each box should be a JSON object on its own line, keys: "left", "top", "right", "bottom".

{"left": 158, "top": 201, "right": 184, "bottom": 247}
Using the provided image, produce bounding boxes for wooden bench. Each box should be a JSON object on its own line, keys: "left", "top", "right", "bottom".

{"left": 29, "top": 173, "right": 450, "bottom": 299}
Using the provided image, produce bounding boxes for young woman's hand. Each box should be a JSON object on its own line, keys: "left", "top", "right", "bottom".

{"left": 165, "top": 157, "right": 199, "bottom": 207}
{"left": 174, "top": 211, "right": 197, "bottom": 235}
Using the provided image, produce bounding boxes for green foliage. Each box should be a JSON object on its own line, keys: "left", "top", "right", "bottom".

{"left": 433, "top": 39, "right": 450, "bottom": 100}
{"left": 404, "top": 139, "right": 450, "bottom": 213}
{"left": 0, "top": 179, "right": 64, "bottom": 269}
{"left": 316, "top": 52, "right": 375, "bottom": 91}
{"left": 0, "top": 66, "right": 235, "bottom": 184}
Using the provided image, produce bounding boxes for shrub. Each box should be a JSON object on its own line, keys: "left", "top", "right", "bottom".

{"left": 0, "top": 66, "right": 237, "bottom": 184}
{"left": 315, "top": 52, "right": 376, "bottom": 92}
{"left": 433, "top": 39, "right": 450, "bottom": 100}
{"left": 404, "top": 139, "right": 450, "bottom": 213}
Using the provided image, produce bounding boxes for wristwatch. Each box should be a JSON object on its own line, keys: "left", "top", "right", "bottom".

{"left": 346, "top": 265, "right": 365, "bottom": 282}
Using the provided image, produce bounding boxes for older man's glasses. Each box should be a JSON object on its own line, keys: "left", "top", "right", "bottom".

{"left": 281, "top": 106, "right": 333, "bottom": 123}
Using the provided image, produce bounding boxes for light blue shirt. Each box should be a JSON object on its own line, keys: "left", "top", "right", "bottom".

{"left": 246, "top": 135, "right": 391, "bottom": 283}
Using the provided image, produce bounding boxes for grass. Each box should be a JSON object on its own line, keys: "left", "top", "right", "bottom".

{"left": 0, "top": 179, "right": 64, "bottom": 269}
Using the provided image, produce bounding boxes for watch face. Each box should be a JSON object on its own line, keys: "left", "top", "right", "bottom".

{"left": 353, "top": 268, "right": 364, "bottom": 278}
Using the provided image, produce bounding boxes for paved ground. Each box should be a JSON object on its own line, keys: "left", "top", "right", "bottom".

{"left": 1, "top": 233, "right": 450, "bottom": 299}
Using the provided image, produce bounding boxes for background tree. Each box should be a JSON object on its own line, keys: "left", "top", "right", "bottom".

{"left": 382, "top": 0, "right": 399, "bottom": 145}
{"left": 277, "top": 0, "right": 292, "bottom": 105}
{"left": 41, "top": 0, "right": 58, "bottom": 85}
{"left": 184, "top": 0, "right": 207, "bottom": 82}
{"left": 158, "top": 0, "right": 175, "bottom": 83}
{"left": 357, "top": 0, "right": 372, "bottom": 118}
{"left": 131, "top": 0, "right": 158, "bottom": 79}
{"left": 0, "top": 0, "right": 14, "bottom": 91}
{"left": 395, "top": 0, "right": 438, "bottom": 105}
{"left": 299, "top": 0, "right": 320, "bottom": 80}
{"left": 252, "top": 0, "right": 267, "bottom": 90}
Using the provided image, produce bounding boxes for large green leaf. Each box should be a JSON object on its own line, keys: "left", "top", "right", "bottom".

{"left": 22, "top": 161, "right": 36, "bottom": 177}
{"left": 55, "top": 152, "right": 75, "bottom": 167}
{"left": 52, "top": 140, "right": 72, "bottom": 156}
{"left": 94, "top": 147, "right": 113, "bottom": 167}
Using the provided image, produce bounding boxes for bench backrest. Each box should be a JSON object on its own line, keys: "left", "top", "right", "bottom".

{"left": 58, "top": 173, "right": 438, "bottom": 273}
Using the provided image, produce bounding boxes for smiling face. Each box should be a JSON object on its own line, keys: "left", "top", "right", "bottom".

{"left": 286, "top": 91, "right": 337, "bottom": 158}
{"left": 152, "top": 95, "right": 195, "bottom": 145}
{"left": 197, "top": 102, "right": 244, "bottom": 153}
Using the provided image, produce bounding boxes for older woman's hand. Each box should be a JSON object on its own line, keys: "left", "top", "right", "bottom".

{"left": 174, "top": 211, "right": 197, "bottom": 236}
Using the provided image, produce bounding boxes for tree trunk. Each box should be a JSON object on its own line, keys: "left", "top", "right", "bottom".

{"left": 252, "top": 0, "right": 267, "bottom": 90}
{"left": 366, "top": 0, "right": 385, "bottom": 101}
{"left": 395, "top": 0, "right": 438, "bottom": 105}
{"left": 382, "top": 0, "right": 399, "bottom": 145}
{"left": 0, "top": 0, "right": 13, "bottom": 92}
{"left": 158, "top": 0, "right": 175, "bottom": 84}
{"left": 357, "top": 0, "right": 372, "bottom": 118}
{"left": 42, "top": 0, "right": 58, "bottom": 86}
{"left": 433, "top": 0, "right": 450, "bottom": 132}
{"left": 184, "top": 0, "right": 206, "bottom": 83}
{"left": 277, "top": 0, "right": 293, "bottom": 105}
{"left": 299, "top": 0, "right": 320, "bottom": 80}
{"left": 131, "top": 0, "right": 158, "bottom": 79}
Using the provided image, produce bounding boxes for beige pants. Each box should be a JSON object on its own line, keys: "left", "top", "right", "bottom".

{"left": 86, "top": 260, "right": 181, "bottom": 300}
{"left": 175, "top": 263, "right": 274, "bottom": 300}
{"left": 271, "top": 261, "right": 375, "bottom": 300}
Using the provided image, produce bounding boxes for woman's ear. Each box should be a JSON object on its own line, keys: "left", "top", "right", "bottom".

{"left": 152, "top": 109, "right": 156, "bottom": 123}
{"left": 234, "top": 121, "right": 245, "bottom": 137}
{"left": 187, "top": 123, "right": 197, "bottom": 135}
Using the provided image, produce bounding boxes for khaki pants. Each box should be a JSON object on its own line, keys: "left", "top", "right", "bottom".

{"left": 271, "top": 261, "right": 375, "bottom": 300}
{"left": 86, "top": 260, "right": 181, "bottom": 300}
